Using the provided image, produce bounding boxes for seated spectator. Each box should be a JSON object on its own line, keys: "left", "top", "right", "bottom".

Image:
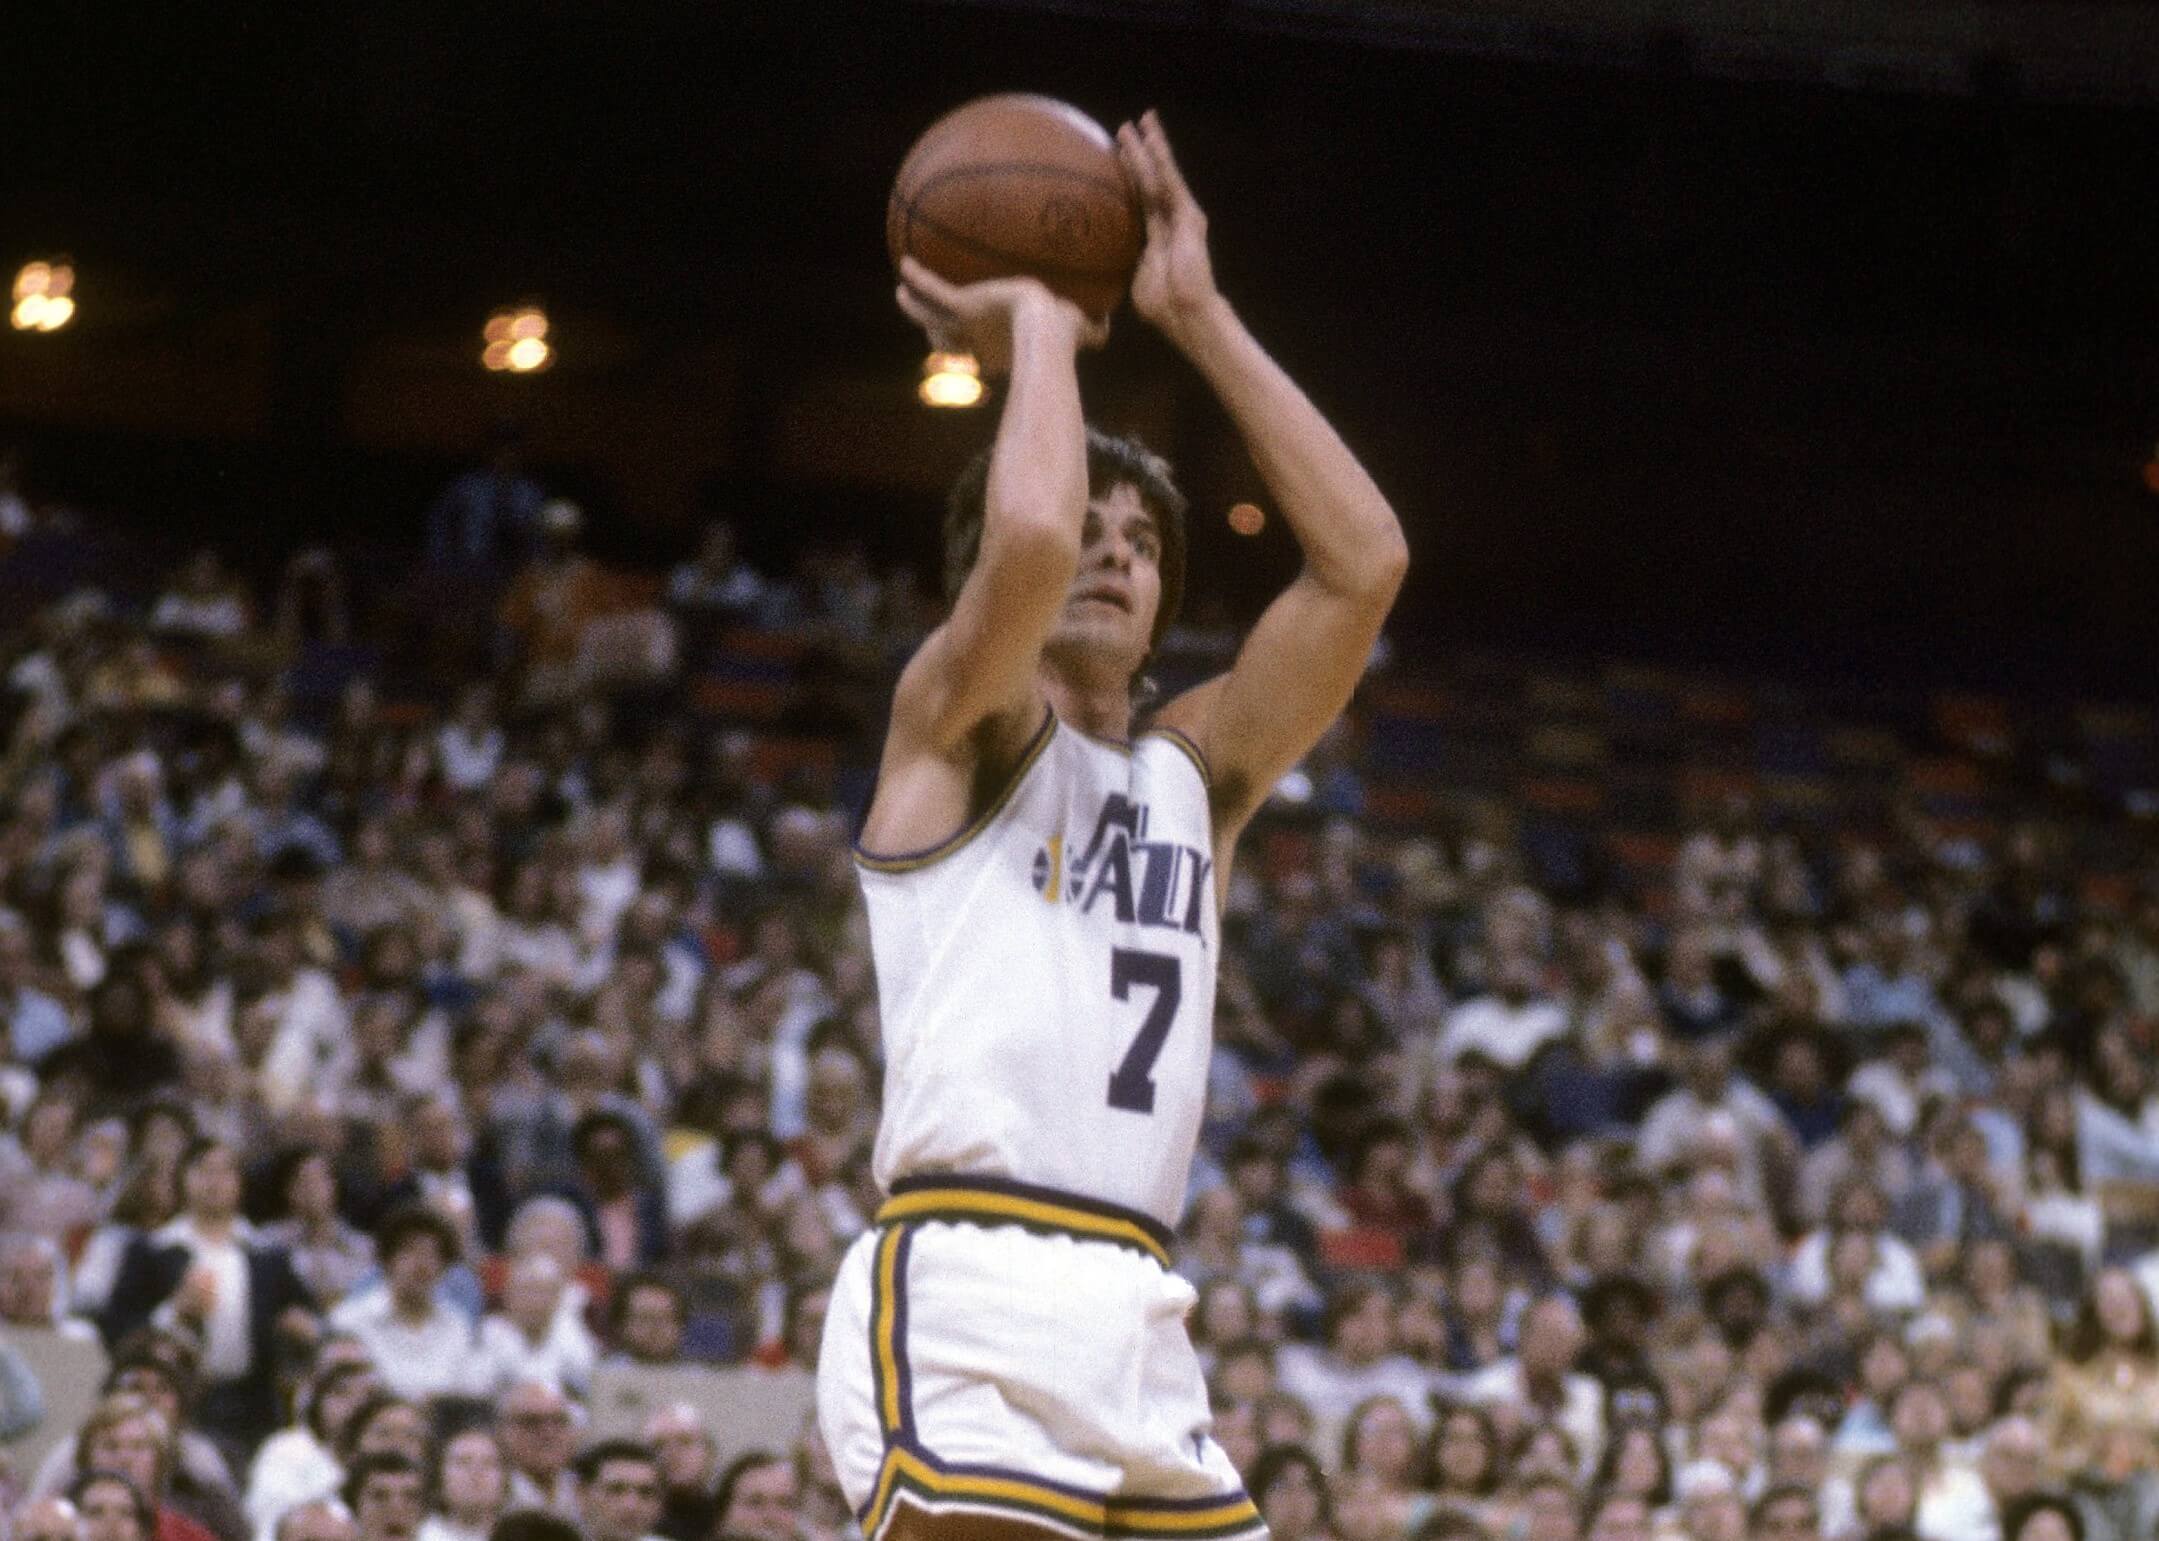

{"left": 710, "top": 1451, "right": 799, "bottom": 1541}
{"left": 469, "top": 1253, "right": 597, "bottom": 1398}
{"left": 572, "top": 1442, "right": 663, "bottom": 1541}
{"left": 2038, "top": 1268, "right": 2159, "bottom": 1479}
{"left": 326, "top": 1208, "right": 479, "bottom": 1403}
{"left": 497, "top": 1382, "right": 579, "bottom": 1514}
{"left": 1457, "top": 1294, "right": 1606, "bottom": 1483}
{"left": 72, "top": 1473, "right": 158, "bottom": 1541}
{"left": 639, "top": 1405, "right": 716, "bottom": 1541}
{"left": 100, "top": 1138, "right": 316, "bottom": 1454}
{"left": 258, "top": 1149, "right": 374, "bottom": 1315}
{"left": 341, "top": 1455, "right": 424, "bottom": 1541}
{"left": 1242, "top": 1445, "right": 1328, "bottom": 1541}
{"left": 1276, "top": 1281, "right": 1437, "bottom": 1457}
{"left": 1439, "top": 954, "right": 1570, "bottom": 1071}
{"left": 151, "top": 552, "right": 252, "bottom": 644}
{"left": 416, "top": 1426, "right": 509, "bottom": 1541}
{"left": 243, "top": 1356, "right": 378, "bottom": 1541}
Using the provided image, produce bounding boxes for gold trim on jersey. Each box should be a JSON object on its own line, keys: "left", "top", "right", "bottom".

{"left": 854, "top": 707, "right": 1058, "bottom": 874}
{"left": 875, "top": 1184, "right": 1174, "bottom": 1269}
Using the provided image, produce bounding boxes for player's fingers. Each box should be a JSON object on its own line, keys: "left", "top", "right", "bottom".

{"left": 1116, "top": 123, "right": 1167, "bottom": 209}
{"left": 898, "top": 256, "right": 965, "bottom": 311}
{"left": 1140, "top": 110, "right": 1198, "bottom": 207}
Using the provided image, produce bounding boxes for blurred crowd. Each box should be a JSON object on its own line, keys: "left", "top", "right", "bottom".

{"left": 0, "top": 440, "right": 2157, "bottom": 1541}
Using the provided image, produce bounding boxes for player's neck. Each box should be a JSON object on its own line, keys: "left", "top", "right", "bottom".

{"left": 1039, "top": 664, "right": 1134, "bottom": 745}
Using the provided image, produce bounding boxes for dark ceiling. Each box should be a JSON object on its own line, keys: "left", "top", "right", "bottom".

{"left": 3, "top": 1, "right": 2157, "bottom": 691}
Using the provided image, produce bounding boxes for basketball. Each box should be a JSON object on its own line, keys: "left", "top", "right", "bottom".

{"left": 886, "top": 94, "right": 1141, "bottom": 323}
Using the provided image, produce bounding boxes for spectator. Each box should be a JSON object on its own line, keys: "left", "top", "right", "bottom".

{"left": 1458, "top": 1294, "right": 1605, "bottom": 1482}
{"left": 1250, "top": 1445, "right": 1332, "bottom": 1541}
{"left": 496, "top": 1383, "right": 578, "bottom": 1514}
{"left": 341, "top": 1455, "right": 424, "bottom": 1541}
{"left": 325, "top": 1208, "right": 479, "bottom": 1403}
{"left": 469, "top": 1253, "right": 597, "bottom": 1398}
{"left": 100, "top": 1139, "right": 315, "bottom": 1453}
{"left": 416, "top": 1427, "right": 508, "bottom": 1541}
{"left": 71, "top": 1475, "right": 155, "bottom": 1541}
{"left": 572, "top": 1442, "right": 663, "bottom": 1541}
{"left": 710, "top": 1452, "right": 798, "bottom": 1541}
{"left": 639, "top": 1405, "right": 717, "bottom": 1541}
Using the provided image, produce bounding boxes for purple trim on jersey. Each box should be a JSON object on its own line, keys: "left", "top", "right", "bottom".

{"left": 891, "top": 1223, "right": 917, "bottom": 1446}
{"left": 852, "top": 706, "right": 1056, "bottom": 866}
{"left": 886, "top": 1172, "right": 1177, "bottom": 1255}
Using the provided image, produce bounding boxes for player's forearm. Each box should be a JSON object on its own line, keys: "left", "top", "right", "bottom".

{"left": 981, "top": 297, "right": 1090, "bottom": 569}
{"left": 1173, "top": 298, "right": 1408, "bottom": 602}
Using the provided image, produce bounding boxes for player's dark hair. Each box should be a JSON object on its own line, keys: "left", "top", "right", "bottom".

{"left": 943, "top": 426, "right": 1188, "bottom": 652}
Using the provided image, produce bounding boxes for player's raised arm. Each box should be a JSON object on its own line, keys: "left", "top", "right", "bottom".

{"left": 886, "top": 259, "right": 1107, "bottom": 752}
{"left": 1125, "top": 112, "right": 1410, "bottom": 840}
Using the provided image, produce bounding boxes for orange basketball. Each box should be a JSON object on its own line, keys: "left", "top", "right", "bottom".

{"left": 887, "top": 94, "right": 1141, "bottom": 322}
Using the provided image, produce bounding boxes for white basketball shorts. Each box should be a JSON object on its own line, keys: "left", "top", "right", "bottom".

{"left": 816, "top": 1176, "right": 1266, "bottom": 1541}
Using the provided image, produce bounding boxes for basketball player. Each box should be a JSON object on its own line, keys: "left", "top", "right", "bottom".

{"left": 819, "top": 111, "right": 1408, "bottom": 1541}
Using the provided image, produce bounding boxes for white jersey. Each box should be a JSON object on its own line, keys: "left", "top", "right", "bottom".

{"left": 856, "top": 707, "right": 1218, "bottom": 1231}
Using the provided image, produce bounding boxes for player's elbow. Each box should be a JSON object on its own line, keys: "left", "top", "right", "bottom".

{"left": 1369, "top": 529, "right": 1410, "bottom": 595}
{"left": 981, "top": 503, "right": 1083, "bottom": 578}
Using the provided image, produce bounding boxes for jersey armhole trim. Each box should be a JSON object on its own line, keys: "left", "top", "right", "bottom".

{"left": 854, "top": 706, "right": 1057, "bottom": 875}
{"left": 1142, "top": 725, "right": 1211, "bottom": 789}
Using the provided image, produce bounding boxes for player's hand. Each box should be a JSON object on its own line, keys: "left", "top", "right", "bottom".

{"left": 896, "top": 258, "right": 1105, "bottom": 376}
{"left": 1117, "top": 111, "right": 1222, "bottom": 341}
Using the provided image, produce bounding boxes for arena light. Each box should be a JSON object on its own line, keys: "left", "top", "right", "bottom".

{"left": 482, "top": 306, "right": 553, "bottom": 373}
{"left": 919, "top": 351, "right": 983, "bottom": 408}
{"left": 11, "top": 261, "right": 75, "bottom": 333}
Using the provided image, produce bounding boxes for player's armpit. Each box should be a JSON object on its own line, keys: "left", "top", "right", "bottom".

{"left": 1156, "top": 559, "right": 1402, "bottom": 841}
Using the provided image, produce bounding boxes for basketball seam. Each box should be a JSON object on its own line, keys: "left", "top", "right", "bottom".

{"left": 897, "top": 162, "right": 1137, "bottom": 283}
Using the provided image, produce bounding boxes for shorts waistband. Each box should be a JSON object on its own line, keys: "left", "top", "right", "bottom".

{"left": 877, "top": 1175, "right": 1175, "bottom": 1268}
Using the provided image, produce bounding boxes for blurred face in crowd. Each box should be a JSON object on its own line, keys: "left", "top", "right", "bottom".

{"left": 804, "top": 1048, "right": 866, "bottom": 1134}
{"left": 1858, "top": 1462, "right": 1917, "bottom": 1530}
{"left": 1979, "top": 1419, "right": 2044, "bottom": 1503}
{"left": 719, "top": 1458, "right": 798, "bottom": 1541}
{"left": 437, "top": 1429, "right": 508, "bottom": 1523}
{"left": 1607, "top": 1427, "right": 1665, "bottom": 1500}
{"left": 1520, "top": 1483, "right": 1580, "bottom": 1541}
{"left": 0, "top": 1238, "right": 59, "bottom": 1323}
{"left": 1347, "top": 1399, "right": 1417, "bottom": 1485}
{"left": 1589, "top": 1495, "right": 1651, "bottom": 1541}
{"left": 1768, "top": 1418, "right": 1828, "bottom": 1489}
{"left": 1258, "top": 1458, "right": 1325, "bottom": 1541}
{"left": 501, "top": 1384, "right": 575, "bottom": 1480}
{"left": 1434, "top": 1409, "right": 1495, "bottom": 1493}
{"left": 1684, "top": 1482, "right": 1747, "bottom": 1541}
{"left": 384, "top": 1233, "right": 447, "bottom": 1317}
{"left": 353, "top": 1467, "right": 425, "bottom": 1541}
{"left": 1212, "top": 1402, "right": 1260, "bottom": 1481}
{"left": 87, "top": 1411, "right": 164, "bottom": 1498}
{"left": 76, "top": 1479, "right": 147, "bottom": 1541}
{"left": 1194, "top": 1280, "right": 1253, "bottom": 1348}
{"left": 1521, "top": 1297, "right": 1586, "bottom": 1380}
{"left": 353, "top": 1403, "right": 429, "bottom": 1466}
{"left": 645, "top": 1407, "right": 717, "bottom": 1493}
{"left": 505, "top": 1256, "right": 564, "bottom": 1336}
{"left": 619, "top": 1282, "right": 686, "bottom": 1363}
{"left": 1753, "top": 1492, "right": 1820, "bottom": 1541}
{"left": 1332, "top": 1288, "right": 1395, "bottom": 1365}
{"left": 2094, "top": 1269, "right": 2151, "bottom": 1347}
{"left": 181, "top": 1143, "right": 242, "bottom": 1222}
{"left": 2015, "top": 1511, "right": 2078, "bottom": 1541}
{"left": 583, "top": 1455, "right": 663, "bottom": 1541}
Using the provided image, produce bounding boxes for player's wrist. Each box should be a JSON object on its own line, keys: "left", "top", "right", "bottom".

{"left": 1160, "top": 292, "right": 1240, "bottom": 358}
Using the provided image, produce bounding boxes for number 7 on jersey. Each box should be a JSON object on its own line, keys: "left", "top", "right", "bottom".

{"left": 1106, "top": 947, "right": 1181, "bottom": 1114}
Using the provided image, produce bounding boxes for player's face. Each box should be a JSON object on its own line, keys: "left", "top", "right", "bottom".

{"left": 1051, "top": 481, "right": 1161, "bottom": 671}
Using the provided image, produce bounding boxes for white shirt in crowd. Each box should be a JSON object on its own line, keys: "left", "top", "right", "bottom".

{"left": 151, "top": 1216, "right": 253, "bottom": 1380}
{"left": 328, "top": 1286, "right": 485, "bottom": 1402}
{"left": 1438, "top": 994, "right": 1571, "bottom": 1070}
